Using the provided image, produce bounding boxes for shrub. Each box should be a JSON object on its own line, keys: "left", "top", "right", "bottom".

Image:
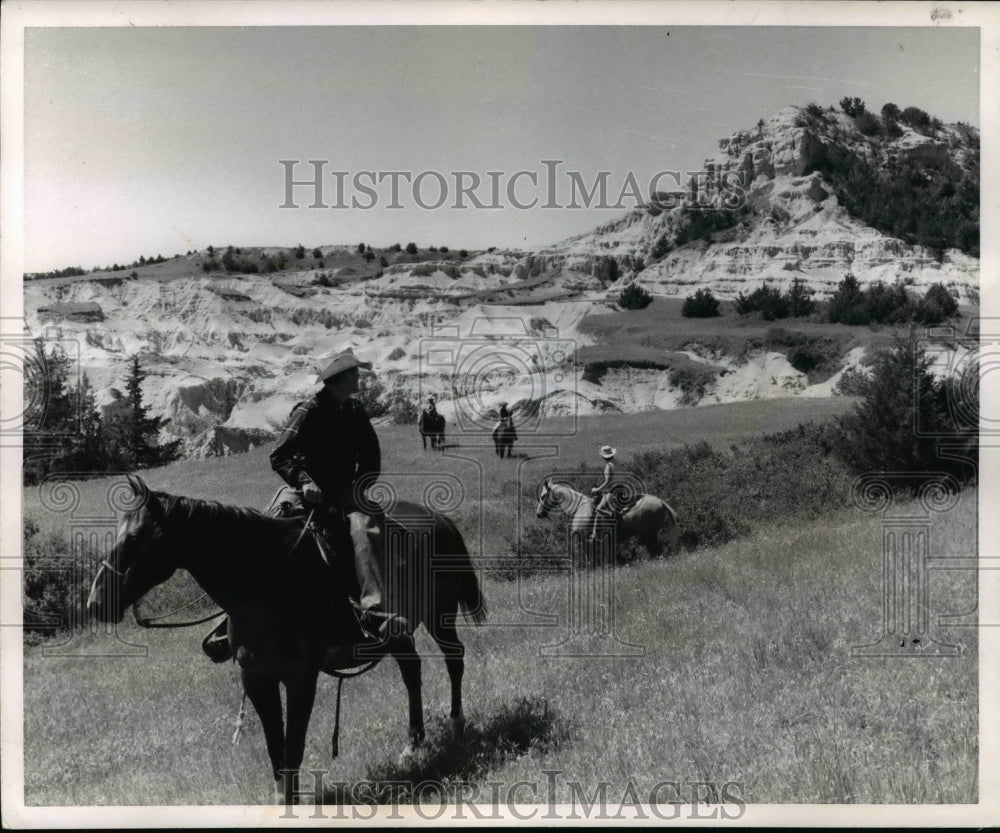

{"left": 923, "top": 283, "right": 959, "bottom": 318}
{"left": 682, "top": 288, "right": 720, "bottom": 318}
{"left": 833, "top": 366, "right": 870, "bottom": 397}
{"left": 787, "top": 278, "right": 815, "bottom": 317}
{"left": 387, "top": 346, "right": 406, "bottom": 361}
{"left": 460, "top": 249, "right": 469, "bottom": 258}
{"left": 901, "top": 106, "right": 931, "bottom": 129}
{"left": 440, "top": 246, "right": 449, "bottom": 253}
{"left": 668, "top": 365, "right": 717, "bottom": 406}
{"left": 357, "top": 243, "right": 366, "bottom": 254}
{"left": 405, "top": 242, "right": 418, "bottom": 255}
{"left": 617, "top": 283, "right": 652, "bottom": 310}
{"left": 735, "top": 283, "right": 789, "bottom": 320}
{"left": 675, "top": 207, "right": 747, "bottom": 246}
{"left": 881, "top": 102, "right": 901, "bottom": 121}
{"left": 855, "top": 111, "right": 882, "bottom": 136}
{"left": 835, "top": 331, "right": 977, "bottom": 484}
{"left": 805, "top": 102, "right": 825, "bottom": 119}
{"left": 651, "top": 235, "right": 672, "bottom": 260}
{"left": 840, "top": 96, "right": 866, "bottom": 117}
{"left": 22, "top": 518, "right": 91, "bottom": 642}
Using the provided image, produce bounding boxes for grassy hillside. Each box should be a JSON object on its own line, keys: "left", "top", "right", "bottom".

{"left": 580, "top": 298, "right": 978, "bottom": 380}
{"left": 23, "top": 489, "right": 977, "bottom": 805}
{"left": 23, "top": 397, "right": 856, "bottom": 555}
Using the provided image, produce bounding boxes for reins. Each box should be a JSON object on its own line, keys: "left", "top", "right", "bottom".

{"left": 111, "top": 497, "right": 386, "bottom": 757}
{"left": 132, "top": 595, "right": 226, "bottom": 629}
{"left": 123, "top": 508, "right": 321, "bottom": 630}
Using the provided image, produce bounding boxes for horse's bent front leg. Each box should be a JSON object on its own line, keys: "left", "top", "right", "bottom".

{"left": 280, "top": 671, "right": 319, "bottom": 806}
{"left": 393, "top": 650, "right": 424, "bottom": 751}
{"left": 241, "top": 670, "right": 285, "bottom": 798}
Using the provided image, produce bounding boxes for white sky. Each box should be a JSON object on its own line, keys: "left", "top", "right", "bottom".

{"left": 19, "top": 20, "right": 982, "bottom": 273}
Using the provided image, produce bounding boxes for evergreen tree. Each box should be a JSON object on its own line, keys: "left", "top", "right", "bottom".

{"left": 63, "top": 374, "right": 110, "bottom": 473}
{"left": 23, "top": 342, "right": 76, "bottom": 484}
{"left": 106, "top": 356, "right": 181, "bottom": 470}
{"left": 835, "top": 331, "right": 973, "bottom": 483}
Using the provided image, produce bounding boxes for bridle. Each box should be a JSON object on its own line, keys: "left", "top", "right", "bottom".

{"left": 537, "top": 483, "right": 561, "bottom": 517}
{"left": 98, "top": 556, "right": 224, "bottom": 629}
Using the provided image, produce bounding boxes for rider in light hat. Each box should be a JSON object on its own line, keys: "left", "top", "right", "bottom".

{"left": 590, "top": 445, "right": 617, "bottom": 540}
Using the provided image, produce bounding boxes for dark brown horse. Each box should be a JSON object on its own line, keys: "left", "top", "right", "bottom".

{"left": 86, "top": 475, "right": 485, "bottom": 805}
{"left": 491, "top": 421, "right": 517, "bottom": 459}
{"left": 419, "top": 409, "right": 446, "bottom": 451}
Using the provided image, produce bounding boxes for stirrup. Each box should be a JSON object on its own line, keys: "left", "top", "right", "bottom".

{"left": 202, "top": 630, "right": 233, "bottom": 664}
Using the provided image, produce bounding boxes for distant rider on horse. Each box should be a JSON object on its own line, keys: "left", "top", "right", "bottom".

{"left": 590, "top": 444, "right": 618, "bottom": 540}
{"left": 419, "top": 396, "right": 439, "bottom": 450}
{"left": 203, "top": 348, "right": 409, "bottom": 662}
{"left": 491, "top": 402, "right": 517, "bottom": 458}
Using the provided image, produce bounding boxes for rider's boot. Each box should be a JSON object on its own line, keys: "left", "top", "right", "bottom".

{"left": 350, "top": 511, "right": 414, "bottom": 655}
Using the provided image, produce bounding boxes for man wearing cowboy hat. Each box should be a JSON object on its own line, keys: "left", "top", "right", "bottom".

{"left": 202, "top": 347, "right": 403, "bottom": 663}
{"left": 590, "top": 444, "right": 617, "bottom": 540}
{"left": 270, "top": 348, "right": 407, "bottom": 645}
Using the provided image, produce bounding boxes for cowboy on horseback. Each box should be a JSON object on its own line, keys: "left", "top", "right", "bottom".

{"left": 203, "top": 348, "right": 409, "bottom": 662}
{"left": 418, "top": 396, "right": 440, "bottom": 450}
{"left": 491, "top": 402, "right": 517, "bottom": 458}
{"left": 589, "top": 444, "right": 618, "bottom": 540}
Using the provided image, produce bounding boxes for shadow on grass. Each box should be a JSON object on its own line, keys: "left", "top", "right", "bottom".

{"left": 321, "top": 696, "right": 570, "bottom": 805}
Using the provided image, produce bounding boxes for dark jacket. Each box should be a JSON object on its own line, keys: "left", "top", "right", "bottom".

{"left": 270, "top": 387, "right": 381, "bottom": 499}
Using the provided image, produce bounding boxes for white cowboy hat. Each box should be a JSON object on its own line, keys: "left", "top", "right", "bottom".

{"left": 317, "top": 348, "right": 372, "bottom": 383}
{"left": 600, "top": 445, "right": 616, "bottom": 459}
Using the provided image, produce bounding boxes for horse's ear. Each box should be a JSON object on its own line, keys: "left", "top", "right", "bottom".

{"left": 127, "top": 474, "right": 151, "bottom": 504}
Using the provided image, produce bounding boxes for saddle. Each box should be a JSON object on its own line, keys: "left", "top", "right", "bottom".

{"left": 202, "top": 487, "right": 405, "bottom": 667}
{"left": 594, "top": 490, "right": 642, "bottom": 518}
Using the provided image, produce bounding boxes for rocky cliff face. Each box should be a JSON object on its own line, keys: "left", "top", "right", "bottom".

{"left": 545, "top": 106, "right": 979, "bottom": 303}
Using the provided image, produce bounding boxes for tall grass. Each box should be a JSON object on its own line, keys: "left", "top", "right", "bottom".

{"left": 22, "top": 492, "right": 977, "bottom": 805}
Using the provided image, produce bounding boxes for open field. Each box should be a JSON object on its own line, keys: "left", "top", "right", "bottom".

{"left": 23, "top": 486, "right": 977, "bottom": 806}
{"left": 23, "top": 395, "right": 856, "bottom": 553}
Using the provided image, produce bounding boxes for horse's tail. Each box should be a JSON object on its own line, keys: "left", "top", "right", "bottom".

{"left": 437, "top": 513, "right": 487, "bottom": 625}
{"left": 662, "top": 499, "right": 680, "bottom": 549}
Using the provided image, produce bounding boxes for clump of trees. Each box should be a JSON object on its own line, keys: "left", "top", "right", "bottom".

{"left": 802, "top": 102, "right": 978, "bottom": 257}
{"left": 735, "top": 279, "right": 814, "bottom": 320}
{"left": 827, "top": 275, "right": 958, "bottom": 326}
{"left": 23, "top": 349, "right": 181, "bottom": 485}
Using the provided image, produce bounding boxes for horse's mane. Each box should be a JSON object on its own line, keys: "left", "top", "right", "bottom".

{"left": 157, "top": 492, "right": 281, "bottom": 528}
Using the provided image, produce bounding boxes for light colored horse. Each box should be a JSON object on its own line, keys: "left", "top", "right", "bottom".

{"left": 535, "top": 477, "right": 679, "bottom": 557}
